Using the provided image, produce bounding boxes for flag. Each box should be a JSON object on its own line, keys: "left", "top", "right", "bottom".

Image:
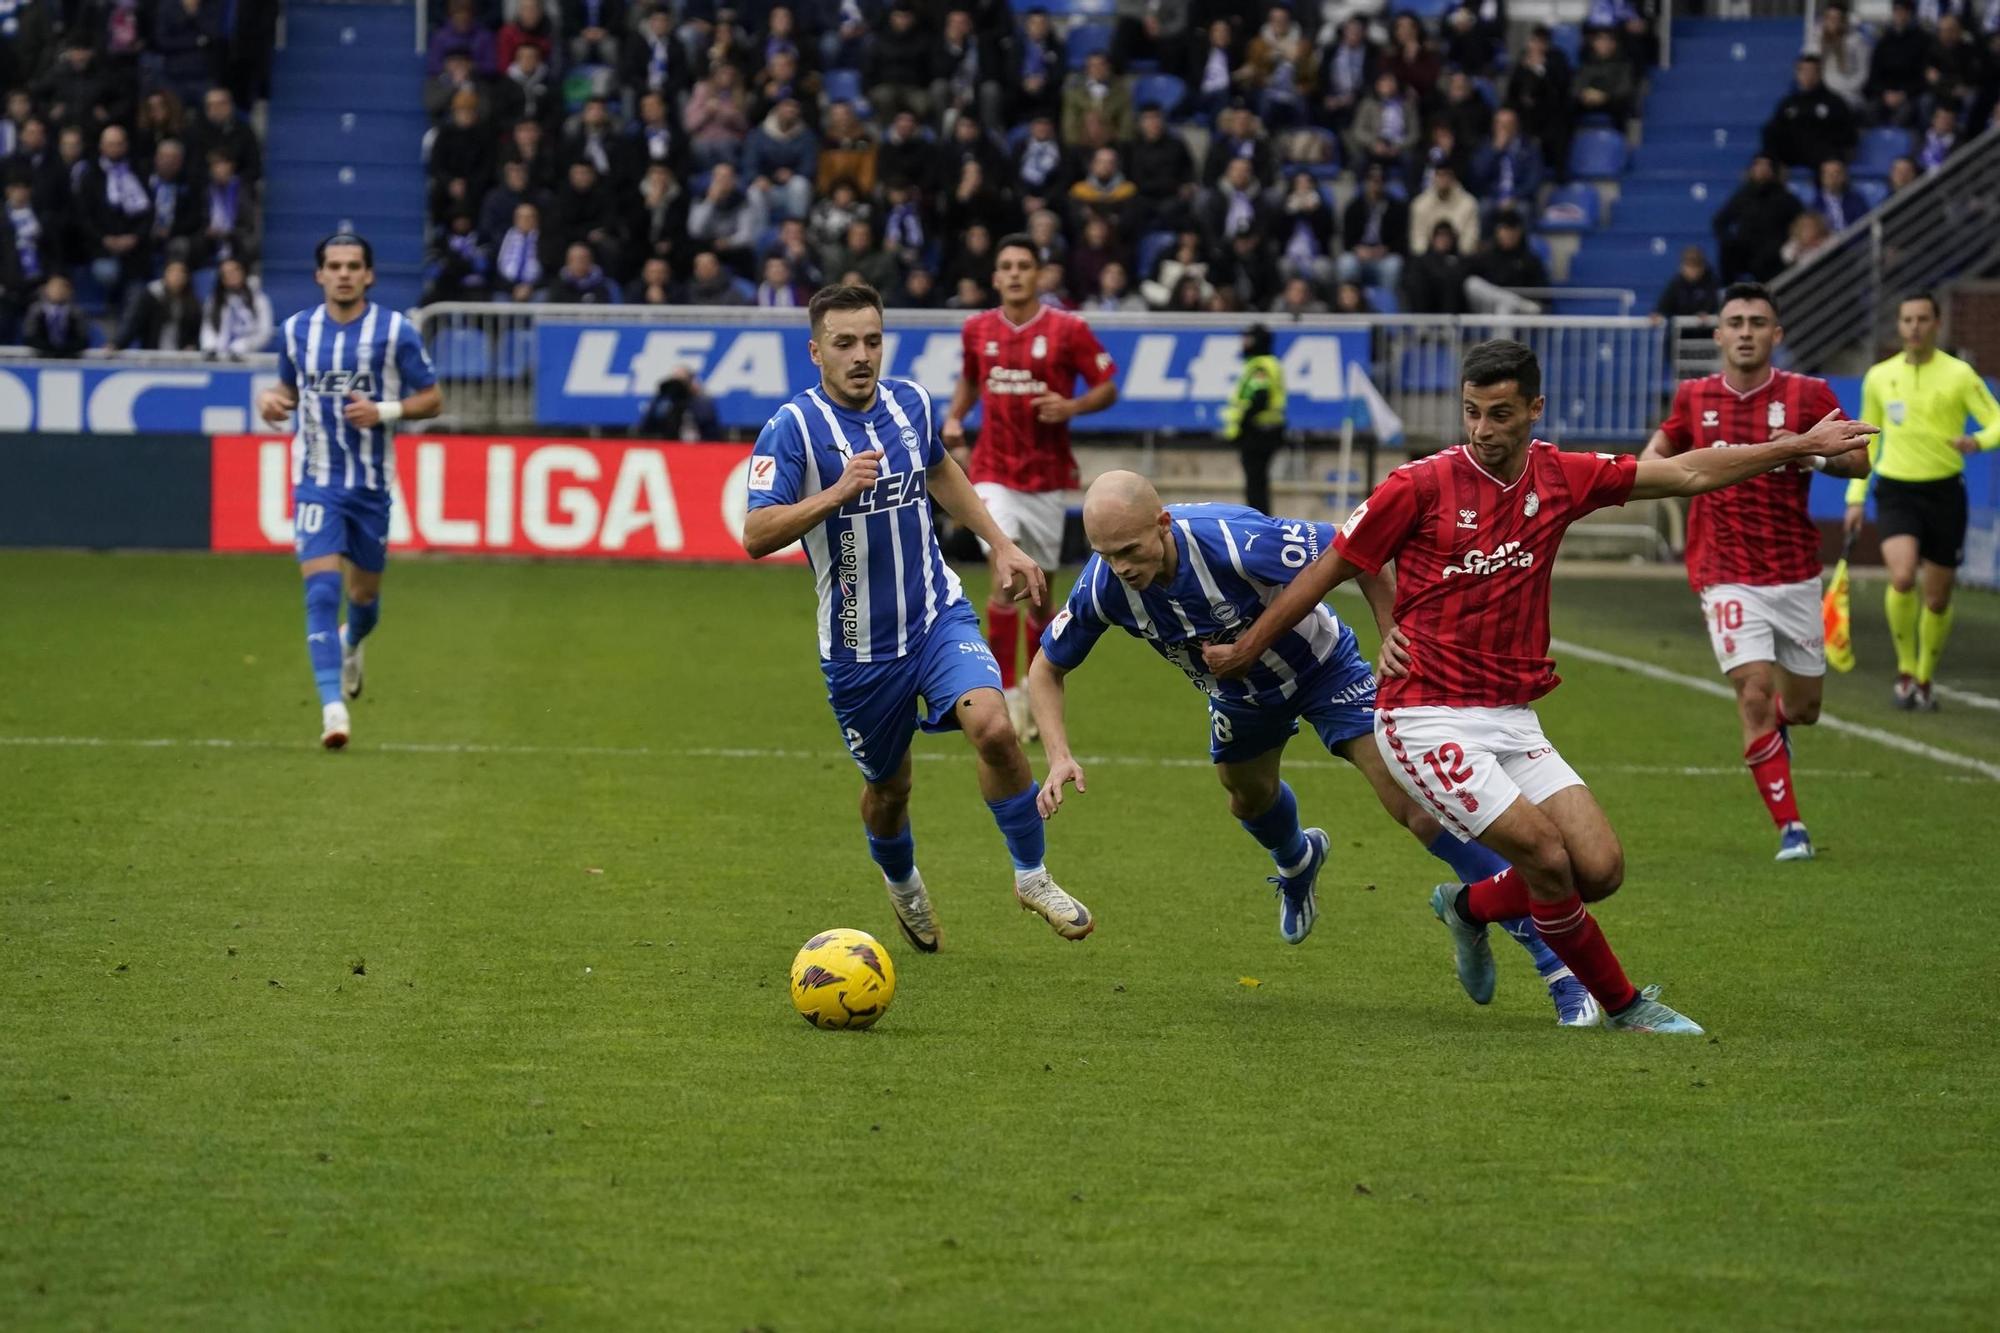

{"left": 1823, "top": 529, "right": 1856, "bottom": 673}
{"left": 1344, "top": 361, "right": 1404, "bottom": 444}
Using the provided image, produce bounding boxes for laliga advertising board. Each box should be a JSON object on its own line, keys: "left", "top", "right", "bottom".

{"left": 210, "top": 435, "right": 803, "bottom": 562}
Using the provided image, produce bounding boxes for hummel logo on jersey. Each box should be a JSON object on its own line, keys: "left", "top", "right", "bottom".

{"left": 1702, "top": 409, "right": 1720, "bottom": 428}
{"left": 985, "top": 341, "right": 999, "bottom": 355}
{"left": 1768, "top": 401, "right": 1786, "bottom": 429}
{"left": 1458, "top": 508, "right": 1479, "bottom": 529}
{"left": 1441, "top": 542, "right": 1534, "bottom": 578}
{"left": 1523, "top": 491, "right": 1540, "bottom": 518}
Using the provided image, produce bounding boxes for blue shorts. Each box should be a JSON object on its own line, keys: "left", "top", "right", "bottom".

{"left": 1207, "top": 646, "right": 1378, "bottom": 766}
{"left": 822, "top": 599, "right": 1005, "bottom": 783}
{"left": 293, "top": 484, "right": 391, "bottom": 572}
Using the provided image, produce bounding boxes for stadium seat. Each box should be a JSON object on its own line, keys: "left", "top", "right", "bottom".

{"left": 1006, "top": 123, "right": 1032, "bottom": 154}
{"left": 1133, "top": 73, "right": 1186, "bottom": 116}
{"left": 1135, "top": 229, "right": 1177, "bottom": 280}
{"left": 1538, "top": 183, "right": 1601, "bottom": 232}
{"left": 1788, "top": 180, "right": 1816, "bottom": 210}
{"left": 1398, "top": 344, "right": 1456, "bottom": 392}
{"left": 1854, "top": 178, "right": 1890, "bottom": 210}
{"left": 822, "top": 68, "right": 863, "bottom": 107}
{"left": 434, "top": 328, "right": 491, "bottom": 379}
{"left": 1855, "top": 126, "right": 1912, "bottom": 177}
{"left": 1366, "top": 285, "right": 1399, "bottom": 314}
{"left": 498, "top": 328, "right": 537, "bottom": 379}
{"left": 1550, "top": 24, "right": 1582, "bottom": 67}
{"left": 1065, "top": 25, "right": 1113, "bottom": 69}
{"left": 1568, "top": 129, "right": 1628, "bottom": 180}
{"left": 1402, "top": 0, "right": 1455, "bottom": 19}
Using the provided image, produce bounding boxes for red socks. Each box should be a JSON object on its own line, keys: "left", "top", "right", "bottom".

{"left": 1465, "top": 867, "right": 1532, "bottom": 921}
{"left": 1025, "top": 611, "right": 1051, "bottom": 667}
{"left": 986, "top": 601, "right": 1019, "bottom": 690}
{"left": 1529, "top": 894, "right": 1639, "bottom": 1013}
{"left": 1745, "top": 730, "right": 1800, "bottom": 827}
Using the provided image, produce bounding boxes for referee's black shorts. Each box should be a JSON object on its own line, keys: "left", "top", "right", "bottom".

{"left": 1874, "top": 476, "right": 1968, "bottom": 567}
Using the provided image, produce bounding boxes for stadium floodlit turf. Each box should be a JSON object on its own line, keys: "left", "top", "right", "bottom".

{"left": 2, "top": 550, "right": 1995, "bottom": 1330}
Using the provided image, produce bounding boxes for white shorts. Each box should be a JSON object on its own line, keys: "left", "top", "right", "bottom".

{"left": 1699, "top": 580, "right": 1825, "bottom": 677}
{"left": 973, "top": 482, "right": 1067, "bottom": 571}
{"left": 1375, "top": 705, "right": 1586, "bottom": 842}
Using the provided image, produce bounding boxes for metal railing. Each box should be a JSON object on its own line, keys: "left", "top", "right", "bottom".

{"left": 412, "top": 302, "right": 1675, "bottom": 447}
{"left": 1770, "top": 123, "right": 2000, "bottom": 373}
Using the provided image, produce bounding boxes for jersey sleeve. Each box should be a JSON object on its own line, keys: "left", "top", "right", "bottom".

{"left": 276, "top": 319, "right": 297, "bottom": 390}
{"left": 1960, "top": 363, "right": 2000, "bottom": 449}
{"left": 1223, "top": 513, "right": 1340, "bottom": 584}
{"left": 1557, "top": 449, "right": 1639, "bottom": 516}
{"left": 1654, "top": 381, "right": 1696, "bottom": 454}
{"left": 1068, "top": 317, "right": 1117, "bottom": 389}
{"left": 959, "top": 318, "right": 981, "bottom": 398}
{"left": 745, "top": 409, "right": 807, "bottom": 511}
{"left": 1330, "top": 466, "right": 1423, "bottom": 574}
{"left": 912, "top": 382, "right": 944, "bottom": 467}
{"left": 395, "top": 321, "right": 438, "bottom": 393}
{"left": 1037, "top": 560, "right": 1115, "bottom": 671}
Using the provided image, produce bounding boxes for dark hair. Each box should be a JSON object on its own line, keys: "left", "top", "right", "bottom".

{"left": 316, "top": 231, "right": 374, "bottom": 269}
{"left": 808, "top": 282, "right": 884, "bottom": 333}
{"left": 1900, "top": 290, "right": 1941, "bottom": 316}
{"left": 1721, "top": 281, "right": 1779, "bottom": 317}
{"left": 1461, "top": 339, "right": 1541, "bottom": 402}
{"left": 1243, "top": 323, "right": 1273, "bottom": 356}
{"left": 995, "top": 231, "right": 1038, "bottom": 264}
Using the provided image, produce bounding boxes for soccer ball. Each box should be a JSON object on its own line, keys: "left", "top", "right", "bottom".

{"left": 790, "top": 928, "right": 897, "bottom": 1030}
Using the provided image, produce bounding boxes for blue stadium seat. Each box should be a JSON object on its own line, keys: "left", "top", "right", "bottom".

{"left": 1538, "top": 183, "right": 1600, "bottom": 232}
{"left": 823, "top": 68, "right": 863, "bottom": 107}
{"left": 1568, "top": 129, "right": 1628, "bottom": 180}
{"left": 1787, "top": 180, "right": 1816, "bottom": 210}
{"left": 1854, "top": 178, "right": 1890, "bottom": 210}
{"left": 1366, "top": 286, "right": 1399, "bottom": 314}
{"left": 1007, "top": 0, "right": 1113, "bottom": 13}
{"left": 1133, "top": 73, "right": 1186, "bottom": 115}
{"left": 1550, "top": 24, "right": 1581, "bottom": 67}
{"left": 1402, "top": 0, "right": 1455, "bottom": 19}
{"left": 1398, "top": 344, "right": 1456, "bottom": 392}
{"left": 1136, "top": 229, "right": 1177, "bottom": 279}
{"left": 435, "top": 328, "right": 491, "bottom": 379}
{"left": 1855, "top": 126, "right": 1912, "bottom": 176}
{"left": 498, "top": 328, "right": 537, "bottom": 378}
{"left": 1066, "top": 25, "right": 1112, "bottom": 69}
{"left": 1007, "top": 123, "right": 1032, "bottom": 154}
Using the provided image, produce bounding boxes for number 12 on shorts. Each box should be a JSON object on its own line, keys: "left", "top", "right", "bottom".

{"left": 1422, "top": 742, "right": 1474, "bottom": 789}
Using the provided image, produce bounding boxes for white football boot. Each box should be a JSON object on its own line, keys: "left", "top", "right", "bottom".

{"left": 321, "top": 701, "right": 351, "bottom": 750}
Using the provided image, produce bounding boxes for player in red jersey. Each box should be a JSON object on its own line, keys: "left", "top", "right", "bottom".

{"left": 1641, "top": 282, "right": 1871, "bottom": 864}
{"left": 1202, "top": 340, "right": 1874, "bottom": 1034}
{"left": 942, "top": 233, "right": 1119, "bottom": 741}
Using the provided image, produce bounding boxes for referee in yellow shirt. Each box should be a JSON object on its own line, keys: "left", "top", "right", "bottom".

{"left": 1844, "top": 293, "right": 2000, "bottom": 711}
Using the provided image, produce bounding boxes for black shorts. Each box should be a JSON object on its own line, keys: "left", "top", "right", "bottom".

{"left": 1874, "top": 476, "right": 1968, "bottom": 568}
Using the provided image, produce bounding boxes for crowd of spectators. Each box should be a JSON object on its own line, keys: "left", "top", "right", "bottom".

{"left": 0, "top": 0, "right": 278, "bottom": 355}
{"left": 418, "top": 0, "right": 1672, "bottom": 319}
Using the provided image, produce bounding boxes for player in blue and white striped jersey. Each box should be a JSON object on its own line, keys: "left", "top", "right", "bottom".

{"left": 742, "top": 283, "right": 1093, "bottom": 952}
{"left": 255, "top": 233, "right": 441, "bottom": 750}
{"left": 1027, "top": 472, "right": 1597, "bottom": 1024}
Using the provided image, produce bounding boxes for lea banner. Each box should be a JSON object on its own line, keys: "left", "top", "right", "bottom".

{"left": 210, "top": 434, "right": 802, "bottom": 562}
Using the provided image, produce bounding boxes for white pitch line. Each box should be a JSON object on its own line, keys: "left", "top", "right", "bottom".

{"left": 1550, "top": 638, "right": 2000, "bottom": 783}
{"left": 1934, "top": 684, "right": 2000, "bottom": 714}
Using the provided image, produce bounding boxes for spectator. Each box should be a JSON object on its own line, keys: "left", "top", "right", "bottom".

{"left": 132, "top": 90, "right": 189, "bottom": 169}
{"left": 1238, "top": 5, "right": 1318, "bottom": 130}
{"left": 1064, "top": 212, "right": 1122, "bottom": 303}
{"left": 24, "top": 273, "right": 88, "bottom": 357}
{"left": 38, "top": 39, "right": 124, "bottom": 130}
{"left": 683, "top": 63, "right": 750, "bottom": 171}
{"left": 815, "top": 102, "right": 877, "bottom": 197}
{"left": 639, "top": 367, "right": 721, "bottom": 438}
{"left": 1068, "top": 147, "right": 1138, "bottom": 228}
{"left": 1083, "top": 259, "right": 1146, "bottom": 312}
{"left": 743, "top": 95, "right": 818, "bottom": 220}
{"left": 1402, "top": 219, "right": 1468, "bottom": 314}
{"left": 427, "top": 0, "right": 498, "bottom": 76}
{"left": 501, "top": 118, "right": 558, "bottom": 193}
{"left": 1653, "top": 245, "right": 1720, "bottom": 324}
{"left": 495, "top": 201, "right": 550, "bottom": 301}
{"left": 1275, "top": 170, "right": 1335, "bottom": 285}
{"left": 1063, "top": 51, "right": 1135, "bottom": 146}
{"left": 1410, "top": 123, "right": 1469, "bottom": 197}
{"left": 1814, "top": 158, "right": 1869, "bottom": 232}
{"left": 1437, "top": 69, "right": 1493, "bottom": 150}
{"left": 1574, "top": 27, "right": 1638, "bottom": 131}
{"left": 868, "top": 4, "right": 937, "bottom": 122}
{"left": 423, "top": 208, "right": 493, "bottom": 303}
{"left": 497, "top": 41, "right": 562, "bottom": 132}
{"left": 1929, "top": 14, "right": 1986, "bottom": 112}
{"left": 1806, "top": 2, "right": 1870, "bottom": 110}
{"left": 878, "top": 111, "right": 935, "bottom": 198}
{"left": 934, "top": 8, "right": 1003, "bottom": 130}
{"left": 1779, "top": 210, "right": 1835, "bottom": 268}
{"left": 621, "top": 3, "right": 687, "bottom": 105}
{"left": 684, "top": 248, "right": 746, "bottom": 305}
{"left": 0, "top": 1, "right": 53, "bottom": 95}
{"left": 1918, "top": 105, "right": 1960, "bottom": 171}
{"left": 78, "top": 124, "right": 151, "bottom": 296}
{"left": 628, "top": 90, "right": 683, "bottom": 179}
{"left": 116, "top": 256, "right": 202, "bottom": 349}
{"left": 1034, "top": 261, "right": 1069, "bottom": 309}
{"left": 1333, "top": 280, "right": 1373, "bottom": 315}
{"left": 432, "top": 90, "right": 498, "bottom": 225}
{"left": 1204, "top": 156, "right": 1270, "bottom": 248}
{"left": 1337, "top": 162, "right": 1408, "bottom": 293}
{"left": 1345, "top": 71, "right": 1419, "bottom": 177}
{"left": 479, "top": 159, "right": 537, "bottom": 245}
{"left": 1216, "top": 226, "right": 1282, "bottom": 310}
{"left": 1113, "top": 0, "right": 1187, "bottom": 70}
{"left": 1505, "top": 25, "right": 1572, "bottom": 184}
{"left": 751, "top": 47, "right": 812, "bottom": 126}
{"left": 766, "top": 216, "right": 824, "bottom": 289}
{"left": 881, "top": 179, "right": 927, "bottom": 268}
{"left": 1205, "top": 103, "right": 1276, "bottom": 189}
{"left": 1315, "top": 17, "right": 1378, "bottom": 134}
{"left": 549, "top": 159, "right": 626, "bottom": 270}
{"left": 1467, "top": 108, "right": 1546, "bottom": 221}
{"left": 624, "top": 256, "right": 675, "bottom": 305}
{"left": 1128, "top": 104, "right": 1196, "bottom": 230}
{"left": 1024, "top": 206, "right": 1068, "bottom": 269}
{"left": 756, "top": 253, "right": 808, "bottom": 306}
{"left": 549, "top": 241, "right": 621, "bottom": 303}
{"left": 1762, "top": 55, "right": 1855, "bottom": 170}
{"left": 2, "top": 171, "right": 51, "bottom": 302}
{"left": 199, "top": 149, "right": 254, "bottom": 267}
{"left": 1013, "top": 113, "right": 1070, "bottom": 215}
{"left": 1713, "top": 153, "right": 1801, "bottom": 281}
{"left": 1866, "top": 0, "right": 1929, "bottom": 126}
{"left": 808, "top": 177, "right": 871, "bottom": 256}
{"left": 200, "top": 256, "right": 272, "bottom": 356}
{"left": 498, "top": 0, "right": 556, "bottom": 73}
{"left": 1164, "top": 272, "right": 1208, "bottom": 311}
{"left": 426, "top": 50, "right": 487, "bottom": 123}
{"left": 1382, "top": 13, "right": 1442, "bottom": 107}
{"left": 1186, "top": 18, "right": 1239, "bottom": 123}
{"left": 1272, "top": 274, "right": 1329, "bottom": 316}
{"left": 1441, "top": 2, "right": 1503, "bottom": 77}
{"left": 1887, "top": 154, "right": 1921, "bottom": 195}
{"left": 146, "top": 139, "right": 200, "bottom": 262}
{"left": 826, "top": 219, "right": 900, "bottom": 292}
{"left": 1012, "top": 8, "right": 1066, "bottom": 124}
{"left": 941, "top": 219, "right": 994, "bottom": 299}
{"left": 756, "top": 5, "right": 814, "bottom": 80}
{"left": 1409, "top": 161, "right": 1479, "bottom": 255}
{"left": 1140, "top": 227, "right": 1213, "bottom": 309}
{"left": 155, "top": 0, "right": 224, "bottom": 103}
{"left": 568, "top": 0, "right": 626, "bottom": 70}
{"left": 686, "top": 161, "right": 767, "bottom": 272}
{"left": 632, "top": 162, "right": 689, "bottom": 270}
{"left": 948, "top": 275, "right": 988, "bottom": 310}
{"left": 566, "top": 98, "right": 631, "bottom": 187}
{"left": 1465, "top": 209, "right": 1548, "bottom": 314}
{"left": 189, "top": 89, "right": 261, "bottom": 187}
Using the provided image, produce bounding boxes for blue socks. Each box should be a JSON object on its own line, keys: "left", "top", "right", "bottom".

{"left": 1425, "top": 832, "right": 1565, "bottom": 980}
{"left": 303, "top": 572, "right": 343, "bottom": 706}
{"left": 1243, "top": 782, "right": 1313, "bottom": 874}
{"left": 347, "top": 594, "right": 380, "bottom": 646}
{"left": 987, "top": 783, "right": 1046, "bottom": 877}
{"left": 866, "top": 822, "right": 916, "bottom": 885}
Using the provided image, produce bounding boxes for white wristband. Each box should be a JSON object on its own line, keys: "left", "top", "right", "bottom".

{"left": 1805, "top": 454, "right": 1825, "bottom": 471}
{"left": 377, "top": 400, "right": 404, "bottom": 424}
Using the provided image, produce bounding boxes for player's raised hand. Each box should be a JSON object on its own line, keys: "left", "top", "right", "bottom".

{"left": 1031, "top": 393, "right": 1074, "bottom": 424}
{"left": 256, "top": 387, "right": 295, "bottom": 426}
{"left": 343, "top": 391, "right": 384, "bottom": 428}
{"left": 992, "top": 542, "right": 1047, "bottom": 604}
{"left": 1201, "top": 640, "right": 1254, "bottom": 679}
{"left": 831, "top": 448, "right": 883, "bottom": 502}
{"left": 1376, "top": 625, "right": 1413, "bottom": 679}
{"left": 1795, "top": 410, "right": 1877, "bottom": 459}
{"left": 1037, "top": 755, "right": 1087, "bottom": 818}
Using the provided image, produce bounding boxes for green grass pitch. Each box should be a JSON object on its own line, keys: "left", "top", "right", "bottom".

{"left": 2, "top": 550, "right": 1996, "bottom": 1331}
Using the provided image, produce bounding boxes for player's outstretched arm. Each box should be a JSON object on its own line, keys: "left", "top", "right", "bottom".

{"left": 742, "top": 448, "right": 882, "bottom": 558}
{"left": 1628, "top": 412, "right": 1876, "bottom": 501}
{"left": 1201, "top": 547, "right": 1367, "bottom": 679}
{"left": 927, "top": 451, "right": 1046, "bottom": 603}
{"left": 1028, "top": 654, "right": 1086, "bottom": 818}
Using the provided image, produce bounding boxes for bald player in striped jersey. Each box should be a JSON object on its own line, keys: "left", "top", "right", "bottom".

{"left": 741, "top": 282, "right": 1094, "bottom": 951}
{"left": 257, "top": 233, "right": 441, "bottom": 749}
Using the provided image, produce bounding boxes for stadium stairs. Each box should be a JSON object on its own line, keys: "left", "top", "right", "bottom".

{"left": 261, "top": 1, "right": 429, "bottom": 316}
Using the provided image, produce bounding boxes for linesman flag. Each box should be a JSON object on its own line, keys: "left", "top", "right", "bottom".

{"left": 1823, "top": 529, "right": 1857, "bottom": 673}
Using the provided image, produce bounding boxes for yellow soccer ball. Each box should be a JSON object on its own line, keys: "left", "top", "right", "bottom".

{"left": 790, "top": 928, "right": 897, "bottom": 1030}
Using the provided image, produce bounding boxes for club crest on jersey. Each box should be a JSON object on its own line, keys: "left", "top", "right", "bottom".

{"left": 1457, "top": 508, "right": 1478, "bottom": 529}
{"left": 900, "top": 428, "right": 919, "bottom": 449}
{"left": 1702, "top": 409, "right": 1720, "bottom": 428}
{"left": 1768, "top": 401, "right": 1786, "bottom": 429}
{"left": 1031, "top": 335, "right": 1047, "bottom": 359}
{"left": 1210, "top": 601, "right": 1241, "bottom": 627}
{"left": 985, "top": 341, "right": 999, "bottom": 356}
{"left": 1523, "top": 491, "right": 1540, "bottom": 517}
